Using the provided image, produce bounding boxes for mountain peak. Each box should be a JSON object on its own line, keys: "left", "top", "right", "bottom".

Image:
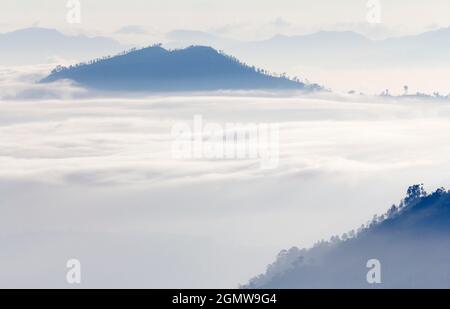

{"left": 41, "top": 45, "right": 321, "bottom": 92}
{"left": 6, "top": 27, "right": 60, "bottom": 34}
{"left": 2, "top": 27, "right": 63, "bottom": 39}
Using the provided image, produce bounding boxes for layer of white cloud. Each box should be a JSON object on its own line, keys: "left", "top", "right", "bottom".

{"left": 2, "top": 66, "right": 450, "bottom": 287}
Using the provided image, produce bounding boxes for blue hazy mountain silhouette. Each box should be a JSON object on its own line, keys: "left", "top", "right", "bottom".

{"left": 244, "top": 185, "right": 450, "bottom": 288}
{"left": 0, "top": 27, "right": 125, "bottom": 65}
{"left": 166, "top": 28, "right": 450, "bottom": 69}
{"left": 41, "top": 45, "right": 321, "bottom": 92}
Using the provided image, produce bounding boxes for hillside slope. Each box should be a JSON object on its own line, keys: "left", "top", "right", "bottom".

{"left": 244, "top": 185, "right": 450, "bottom": 288}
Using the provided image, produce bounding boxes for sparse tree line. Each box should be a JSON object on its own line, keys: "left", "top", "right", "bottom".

{"left": 346, "top": 86, "right": 450, "bottom": 100}
{"left": 309, "top": 184, "right": 434, "bottom": 249}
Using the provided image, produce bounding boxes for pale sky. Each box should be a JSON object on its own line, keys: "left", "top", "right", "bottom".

{"left": 1, "top": 0, "right": 450, "bottom": 41}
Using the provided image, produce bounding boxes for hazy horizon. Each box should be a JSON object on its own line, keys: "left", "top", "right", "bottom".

{"left": 2, "top": 0, "right": 450, "bottom": 42}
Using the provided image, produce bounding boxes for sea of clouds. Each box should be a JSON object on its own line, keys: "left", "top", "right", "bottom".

{"left": 2, "top": 66, "right": 450, "bottom": 288}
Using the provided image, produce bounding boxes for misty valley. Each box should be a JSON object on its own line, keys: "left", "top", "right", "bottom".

{"left": 2, "top": 1, "right": 450, "bottom": 294}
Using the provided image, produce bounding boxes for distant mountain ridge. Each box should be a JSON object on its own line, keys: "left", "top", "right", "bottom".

{"left": 244, "top": 185, "right": 450, "bottom": 288}
{"left": 166, "top": 27, "right": 450, "bottom": 70}
{"left": 4, "top": 26, "right": 450, "bottom": 70}
{"left": 0, "top": 27, "right": 125, "bottom": 65}
{"left": 41, "top": 45, "right": 322, "bottom": 92}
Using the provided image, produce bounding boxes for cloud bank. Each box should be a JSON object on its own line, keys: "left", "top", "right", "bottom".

{"left": 2, "top": 66, "right": 450, "bottom": 287}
